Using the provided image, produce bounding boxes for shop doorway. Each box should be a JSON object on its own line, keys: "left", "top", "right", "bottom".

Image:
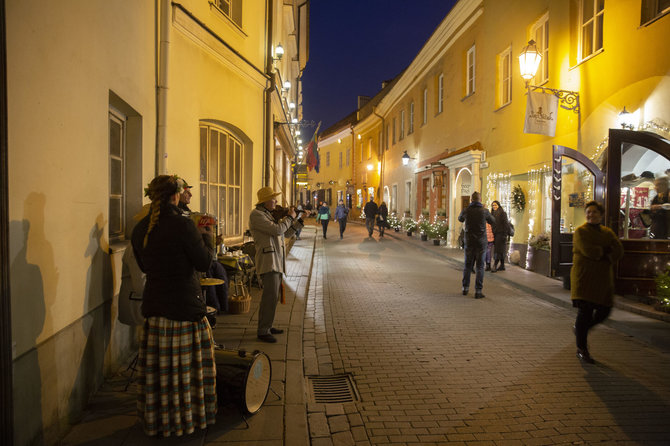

{"left": 606, "top": 129, "right": 670, "bottom": 296}
{"left": 550, "top": 145, "right": 605, "bottom": 282}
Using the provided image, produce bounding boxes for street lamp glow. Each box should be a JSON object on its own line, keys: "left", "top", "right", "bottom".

{"left": 283, "top": 80, "right": 291, "bottom": 90}
{"left": 292, "top": 118, "right": 298, "bottom": 123}
{"left": 297, "top": 139, "right": 302, "bottom": 144}
{"left": 402, "top": 150, "right": 411, "bottom": 166}
{"left": 295, "top": 129, "right": 301, "bottom": 136}
{"left": 274, "top": 43, "right": 284, "bottom": 60}
{"left": 288, "top": 102, "right": 295, "bottom": 110}
{"left": 618, "top": 106, "right": 635, "bottom": 130}
{"left": 367, "top": 164, "right": 373, "bottom": 171}
{"left": 518, "top": 40, "right": 542, "bottom": 81}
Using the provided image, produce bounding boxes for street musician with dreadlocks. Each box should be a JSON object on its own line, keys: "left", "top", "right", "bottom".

{"left": 131, "top": 174, "right": 217, "bottom": 437}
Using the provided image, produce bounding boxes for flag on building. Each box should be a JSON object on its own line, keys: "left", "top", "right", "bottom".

{"left": 524, "top": 90, "right": 558, "bottom": 136}
{"left": 306, "top": 121, "right": 321, "bottom": 171}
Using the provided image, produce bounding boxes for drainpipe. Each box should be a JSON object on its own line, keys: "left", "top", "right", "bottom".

{"left": 350, "top": 124, "right": 355, "bottom": 206}
{"left": 156, "top": 0, "right": 171, "bottom": 175}
{"left": 372, "top": 106, "right": 385, "bottom": 203}
{"left": 263, "top": 0, "right": 274, "bottom": 187}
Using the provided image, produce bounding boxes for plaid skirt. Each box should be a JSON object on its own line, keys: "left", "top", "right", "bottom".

{"left": 137, "top": 316, "right": 217, "bottom": 437}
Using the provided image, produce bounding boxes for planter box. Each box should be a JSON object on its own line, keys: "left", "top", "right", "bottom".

{"left": 433, "top": 239, "right": 440, "bottom": 246}
{"left": 526, "top": 247, "right": 550, "bottom": 276}
{"left": 420, "top": 234, "right": 428, "bottom": 241}
{"left": 407, "top": 231, "right": 413, "bottom": 236}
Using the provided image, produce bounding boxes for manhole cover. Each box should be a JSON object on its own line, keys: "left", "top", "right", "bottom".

{"left": 307, "top": 374, "right": 359, "bottom": 403}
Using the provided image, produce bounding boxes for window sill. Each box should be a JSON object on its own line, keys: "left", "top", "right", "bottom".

{"left": 461, "top": 92, "right": 475, "bottom": 102}
{"left": 494, "top": 102, "right": 511, "bottom": 112}
{"left": 571, "top": 48, "right": 604, "bottom": 70}
{"left": 209, "top": 1, "right": 247, "bottom": 37}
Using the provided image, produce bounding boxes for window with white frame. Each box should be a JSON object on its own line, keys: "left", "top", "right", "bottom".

{"left": 199, "top": 124, "right": 243, "bottom": 237}
{"left": 392, "top": 118, "right": 396, "bottom": 144}
{"left": 409, "top": 102, "right": 414, "bottom": 134}
{"left": 579, "top": 0, "right": 604, "bottom": 60}
{"left": 392, "top": 184, "right": 397, "bottom": 213}
{"left": 399, "top": 110, "right": 405, "bottom": 140}
{"left": 437, "top": 74, "right": 444, "bottom": 114}
{"left": 109, "top": 109, "right": 126, "bottom": 242}
{"left": 346, "top": 148, "right": 350, "bottom": 166}
{"left": 385, "top": 124, "right": 390, "bottom": 151}
{"left": 497, "top": 46, "right": 512, "bottom": 107}
{"left": 367, "top": 138, "right": 372, "bottom": 159}
{"left": 641, "top": 0, "right": 670, "bottom": 25}
{"left": 214, "top": 0, "right": 243, "bottom": 28}
{"left": 339, "top": 151, "right": 343, "bottom": 169}
{"left": 326, "top": 151, "right": 330, "bottom": 167}
{"left": 466, "top": 45, "right": 476, "bottom": 96}
{"left": 422, "top": 88, "right": 428, "bottom": 125}
{"left": 378, "top": 131, "right": 382, "bottom": 156}
{"left": 531, "top": 13, "right": 549, "bottom": 84}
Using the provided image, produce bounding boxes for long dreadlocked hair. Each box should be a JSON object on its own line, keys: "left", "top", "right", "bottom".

{"left": 143, "top": 175, "right": 180, "bottom": 248}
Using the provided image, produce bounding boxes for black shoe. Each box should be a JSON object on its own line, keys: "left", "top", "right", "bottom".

{"left": 576, "top": 349, "right": 594, "bottom": 364}
{"left": 257, "top": 334, "right": 277, "bottom": 343}
{"left": 474, "top": 292, "right": 485, "bottom": 299}
{"left": 462, "top": 288, "right": 469, "bottom": 295}
{"left": 491, "top": 268, "right": 497, "bottom": 273}
{"left": 485, "top": 264, "right": 491, "bottom": 271}
{"left": 497, "top": 266, "right": 506, "bottom": 271}
{"left": 270, "top": 327, "right": 284, "bottom": 334}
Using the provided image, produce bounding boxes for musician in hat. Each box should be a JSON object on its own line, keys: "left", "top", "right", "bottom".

{"left": 249, "top": 186, "right": 304, "bottom": 343}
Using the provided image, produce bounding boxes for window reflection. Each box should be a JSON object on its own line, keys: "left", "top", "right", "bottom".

{"left": 560, "top": 159, "right": 594, "bottom": 233}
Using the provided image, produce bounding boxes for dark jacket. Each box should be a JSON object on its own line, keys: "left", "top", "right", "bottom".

{"left": 377, "top": 203, "right": 388, "bottom": 224}
{"left": 131, "top": 203, "right": 214, "bottom": 322}
{"left": 458, "top": 201, "right": 495, "bottom": 247}
{"left": 570, "top": 223, "right": 624, "bottom": 307}
{"left": 650, "top": 193, "right": 670, "bottom": 239}
{"left": 492, "top": 207, "right": 510, "bottom": 235}
{"left": 364, "top": 200, "right": 378, "bottom": 219}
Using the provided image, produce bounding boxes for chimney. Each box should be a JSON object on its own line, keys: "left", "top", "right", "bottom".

{"left": 357, "top": 95, "right": 371, "bottom": 109}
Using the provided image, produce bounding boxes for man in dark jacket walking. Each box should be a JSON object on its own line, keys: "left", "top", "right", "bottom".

{"left": 458, "top": 192, "right": 496, "bottom": 298}
{"left": 363, "top": 196, "right": 378, "bottom": 238}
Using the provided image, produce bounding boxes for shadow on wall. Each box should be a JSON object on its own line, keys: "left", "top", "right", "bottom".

{"left": 10, "top": 192, "right": 54, "bottom": 445}
{"left": 68, "top": 214, "right": 113, "bottom": 423}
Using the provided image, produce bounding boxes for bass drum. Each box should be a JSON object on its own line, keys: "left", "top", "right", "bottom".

{"left": 215, "top": 349, "right": 271, "bottom": 414}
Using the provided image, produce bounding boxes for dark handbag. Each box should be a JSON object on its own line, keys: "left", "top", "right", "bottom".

{"left": 507, "top": 221, "right": 515, "bottom": 237}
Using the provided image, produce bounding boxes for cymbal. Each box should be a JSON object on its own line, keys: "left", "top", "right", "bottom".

{"left": 200, "top": 278, "right": 225, "bottom": 286}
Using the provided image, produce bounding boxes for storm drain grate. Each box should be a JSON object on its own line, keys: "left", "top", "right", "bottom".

{"left": 307, "top": 374, "right": 359, "bottom": 404}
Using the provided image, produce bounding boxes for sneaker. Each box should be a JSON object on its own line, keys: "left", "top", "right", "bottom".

{"left": 462, "top": 288, "right": 469, "bottom": 295}
{"left": 257, "top": 334, "right": 277, "bottom": 343}
{"left": 576, "top": 348, "right": 594, "bottom": 364}
{"left": 474, "top": 292, "right": 485, "bottom": 299}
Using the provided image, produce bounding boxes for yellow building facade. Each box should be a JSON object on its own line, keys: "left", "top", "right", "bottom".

{"left": 4, "top": 0, "right": 308, "bottom": 444}
{"left": 369, "top": 0, "right": 670, "bottom": 251}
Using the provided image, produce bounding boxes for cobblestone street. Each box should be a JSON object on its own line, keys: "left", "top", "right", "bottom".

{"left": 307, "top": 223, "right": 670, "bottom": 445}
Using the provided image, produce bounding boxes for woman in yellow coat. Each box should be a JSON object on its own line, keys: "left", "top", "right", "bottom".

{"left": 570, "top": 201, "right": 624, "bottom": 363}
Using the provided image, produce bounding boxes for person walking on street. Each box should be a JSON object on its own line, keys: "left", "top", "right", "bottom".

{"left": 377, "top": 201, "right": 389, "bottom": 237}
{"left": 334, "top": 200, "right": 349, "bottom": 239}
{"left": 295, "top": 202, "right": 304, "bottom": 240}
{"left": 131, "top": 174, "right": 217, "bottom": 437}
{"left": 571, "top": 200, "right": 623, "bottom": 363}
{"left": 458, "top": 192, "right": 495, "bottom": 299}
{"left": 317, "top": 201, "right": 331, "bottom": 239}
{"left": 249, "top": 187, "right": 304, "bottom": 343}
{"left": 491, "top": 200, "right": 510, "bottom": 272}
{"left": 364, "top": 196, "right": 378, "bottom": 238}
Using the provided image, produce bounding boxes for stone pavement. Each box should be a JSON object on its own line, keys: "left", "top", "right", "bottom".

{"left": 59, "top": 226, "right": 318, "bottom": 446}
{"left": 58, "top": 221, "right": 670, "bottom": 445}
{"left": 306, "top": 222, "right": 670, "bottom": 445}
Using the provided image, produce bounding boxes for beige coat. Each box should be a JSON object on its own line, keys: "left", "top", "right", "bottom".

{"left": 570, "top": 223, "right": 624, "bottom": 307}
{"left": 249, "top": 205, "right": 303, "bottom": 275}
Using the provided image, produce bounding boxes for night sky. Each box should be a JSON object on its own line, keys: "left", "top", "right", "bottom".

{"left": 302, "top": 0, "right": 459, "bottom": 133}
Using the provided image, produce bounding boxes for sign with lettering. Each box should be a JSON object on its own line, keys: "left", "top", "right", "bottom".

{"left": 524, "top": 91, "right": 558, "bottom": 136}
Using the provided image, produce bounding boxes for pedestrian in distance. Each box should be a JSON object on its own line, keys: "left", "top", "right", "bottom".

{"left": 334, "top": 199, "right": 349, "bottom": 239}
{"left": 490, "top": 200, "right": 510, "bottom": 272}
{"left": 364, "top": 196, "right": 378, "bottom": 238}
{"left": 317, "top": 201, "right": 331, "bottom": 239}
{"left": 571, "top": 200, "right": 623, "bottom": 364}
{"left": 249, "top": 187, "right": 304, "bottom": 343}
{"left": 295, "top": 202, "right": 304, "bottom": 239}
{"left": 458, "top": 192, "right": 496, "bottom": 299}
{"left": 131, "top": 174, "right": 217, "bottom": 437}
{"left": 485, "top": 221, "right": 494, "bottom": 271}
{"left": 377, "top": 201, "right": 389, "bottom": 237}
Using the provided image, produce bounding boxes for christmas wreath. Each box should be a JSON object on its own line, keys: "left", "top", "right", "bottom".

{"left": 511, "top": 184, "right": 525, "bottom": 213}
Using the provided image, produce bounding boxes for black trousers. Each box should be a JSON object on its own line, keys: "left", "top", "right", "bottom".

{"left": 574, "top": 300, "right": 611, "bottom": 351}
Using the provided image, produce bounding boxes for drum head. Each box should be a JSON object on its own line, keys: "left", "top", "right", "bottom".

{"left": 244, "top": 352, "right": 272, "bottom": 414}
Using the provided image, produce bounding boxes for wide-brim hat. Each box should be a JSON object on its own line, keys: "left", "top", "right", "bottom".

{"left": 256, "top": 186, "right": 281, "bottom": 205}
